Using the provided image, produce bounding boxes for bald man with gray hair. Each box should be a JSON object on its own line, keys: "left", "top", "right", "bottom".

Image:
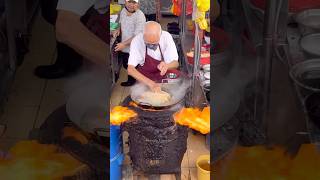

{"left": 127, "top": 21, "right": 180, "bottom": 92}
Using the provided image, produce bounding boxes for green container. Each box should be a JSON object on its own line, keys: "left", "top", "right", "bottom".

{"left": 110, "top": 22, "right": 119, "bottom": 31}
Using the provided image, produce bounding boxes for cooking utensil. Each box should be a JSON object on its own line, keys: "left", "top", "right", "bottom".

{"left": 204, "top": 72, "right": 210, "bottom": 80}
{"left": 289, "top": 58, "right": 320, "bottom": 93}
{"left": 202, "top": 64, "right": 210, "bottom": 72}
{"left": 130, "top": 84, "right": 186, "bottom": 109}
{"left": 204, "top": 36, "right": 210, "bottom": 45}
{"left": 201, "top": 80, "right": 210, "bottom": 91}
{"left": 300, "top": 33, "right": 320, "bottom": 58}
{"left": 295, "top": 9, "right": 320, "bottom": 35}
{"left": 161, "top": 72, "right": 182, "bottom": 84}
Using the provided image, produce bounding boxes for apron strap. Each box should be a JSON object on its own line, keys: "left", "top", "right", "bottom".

{"left": 158, "top": 44, "right": 164, "bottom": 62}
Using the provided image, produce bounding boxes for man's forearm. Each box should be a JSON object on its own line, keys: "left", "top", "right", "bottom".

{"left": 167, "top": 61, "right": 179, "bottom": 69}
{"left": 122, "top": 36, "right": 135, "bottom": 46}
{"left": 56, "top": 11, "right": 108, "bottom": 65}
{"left": 128, "top": 65, "right": 153, "bottom": 85}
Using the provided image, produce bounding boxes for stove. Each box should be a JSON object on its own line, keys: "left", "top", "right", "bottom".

{"left": 29, "top": 105, "right": 109, "bottom": 180}
{"left": 121, "top": 96, "right": 188, "bottom": 177}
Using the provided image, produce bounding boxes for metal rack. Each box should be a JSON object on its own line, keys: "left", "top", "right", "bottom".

{"left": 241, "top": 0, "right": 320, "bottom": 144}
{"left": 179, "top": 0, "right": 209, "bottom": 108}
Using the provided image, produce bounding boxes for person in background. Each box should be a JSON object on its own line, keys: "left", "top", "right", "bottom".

{"left": 113, "top": 0, "right": 146, "bottom": 86}
{"left": 139, "top": 0, "right": 161, "bottom": 22}
{"left": 127, "top": 21, "right": 179, "bottom": 92}
{"left": 34, "top": 0, "right": 108, "bottom": 79}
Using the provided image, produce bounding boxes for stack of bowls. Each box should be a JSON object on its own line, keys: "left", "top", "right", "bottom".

{"left": 295, "top": 9, "right": 320, "bottom": 58}
{"left": 201, "top": 64, "right": 210, "bottom": 102}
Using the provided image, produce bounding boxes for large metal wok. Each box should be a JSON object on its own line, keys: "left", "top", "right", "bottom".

{"left": 130, "top": 78, "right": 190, "bottom": 110}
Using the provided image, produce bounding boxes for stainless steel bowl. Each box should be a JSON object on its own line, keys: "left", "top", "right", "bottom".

{"left": 300, "top": 33, "right": 320, "bottom": 58}
{"left": 202, "top": 64, "right": 210, "bottom": 72}
{"left": 204, "top": 72, "right": 210, "bottom": 80}
{"left": 167, "top": 72, "right": 177, "bottom": 79}
{"left": 201, "top": 80, "right": 210, "bottom": 91}
{"left": 162, "top": 72, "right": 182, "bottom": 84}
{"left": 295, "top": 9, "right": 320, "bottom": 35}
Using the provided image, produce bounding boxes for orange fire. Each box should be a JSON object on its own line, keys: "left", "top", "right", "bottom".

{"left": 0, "top": 140, "right": 84, "bottom": 180}
{"left": 110, "top": 106, "right": 137, "bottom": 125}
{"left": 214, "top": 144, "right": 320, "bottom": 179}
{"left": 173, "top": 107, "right": 210, "bottom": 134}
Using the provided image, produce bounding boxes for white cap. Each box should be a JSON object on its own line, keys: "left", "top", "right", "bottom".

{"left": 126, "top": 0, "right": 139, "bottom": 2}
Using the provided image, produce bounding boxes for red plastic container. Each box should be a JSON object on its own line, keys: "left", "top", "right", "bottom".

{"left": 186, "top": 51, "right": 210, "bottom": 65}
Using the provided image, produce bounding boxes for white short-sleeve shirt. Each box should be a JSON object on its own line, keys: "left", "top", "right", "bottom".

{"left": 128, "top": 31, "right": 179, "bottom": 67}
{"left": 57, "top": 0, "right": 108, "bottom": 16}
{"left": 119, "top": 8, "right": 146, "bottom": 53}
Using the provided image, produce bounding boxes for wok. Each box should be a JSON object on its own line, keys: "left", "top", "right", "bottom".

{"left": 130, "top": 79, "right": 190, "bottom": 110}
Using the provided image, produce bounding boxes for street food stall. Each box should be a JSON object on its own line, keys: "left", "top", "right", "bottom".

{"left": 109, "top": 0, "right": 210, "bottom": 179}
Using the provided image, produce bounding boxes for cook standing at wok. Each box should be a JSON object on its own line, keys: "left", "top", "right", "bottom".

{"left": 127, "top": 21, "right": 180, "bottom": 92}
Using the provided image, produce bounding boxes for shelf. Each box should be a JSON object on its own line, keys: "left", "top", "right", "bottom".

{"left": 287, "top": 25, "right": 320, "bottom": 144}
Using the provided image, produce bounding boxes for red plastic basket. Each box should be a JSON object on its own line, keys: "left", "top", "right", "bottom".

{"left": 187, "top": 52, "right": 210, "bottom": 65}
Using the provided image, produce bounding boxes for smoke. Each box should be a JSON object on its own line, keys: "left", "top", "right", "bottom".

{"left": 213, "top": 55, "right": 257, "bottom": 130}
{"left": 64, "top": 64, "right": 109, "bottom": 132}
{"left": 130, "top": 77, "right": 192, "bottom": 106}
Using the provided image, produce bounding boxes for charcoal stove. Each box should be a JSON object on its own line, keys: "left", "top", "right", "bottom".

{"left": 121, "top": 96, "right": 188, "bottom": 178}
{"left": 29, "top": 105, "right": 109, "bottom": 180}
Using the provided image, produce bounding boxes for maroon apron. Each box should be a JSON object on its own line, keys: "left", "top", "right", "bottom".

{"left": 85, "top": 10, "right": 109, "bottom": 43}
{"left": 137, "top": 45, "right": 180, "bottom": 83}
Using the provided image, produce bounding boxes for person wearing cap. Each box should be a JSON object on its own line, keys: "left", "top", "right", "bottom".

{"left": 113, "top": 0, "right": 146, "bottom": 87}
{"left": 127, "top": 21, "right": 179, "bottom": 92}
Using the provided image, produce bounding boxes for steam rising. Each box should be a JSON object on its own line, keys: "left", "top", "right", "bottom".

{"left": 64, "top": 64, "right": 109, "bottom": 132}
{"left": 130, "top": 77, "right": 192, "bottom": 106}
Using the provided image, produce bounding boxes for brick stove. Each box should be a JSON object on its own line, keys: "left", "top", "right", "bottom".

{"left": 121, "top": 96, "right": 188, "bottom": 179}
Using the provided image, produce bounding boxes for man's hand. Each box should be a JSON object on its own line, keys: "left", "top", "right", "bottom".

{"left": 147, "top": 81, "right": 161, "bottom": 92}
{"left": 157, "top": 62, "right": 168, "bottom": 76}
{"left": 115, "top": 42, "right": 126, "bottom": 52}
{"left": 113, "top": 29, "right": 120, "bottom": 38}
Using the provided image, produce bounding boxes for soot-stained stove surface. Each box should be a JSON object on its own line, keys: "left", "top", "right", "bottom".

{"left": 122, "top": 96, "right": 188, "bottom": 175}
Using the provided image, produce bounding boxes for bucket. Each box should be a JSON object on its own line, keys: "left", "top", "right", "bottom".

{"left": 110, "top": 125, "right": 124, "bottom": 180}
{"left": 196, "top": 155, "right": 211, "bottom": 180}
{"left": 289, "top": 59, "right": 320, "bottom": 97}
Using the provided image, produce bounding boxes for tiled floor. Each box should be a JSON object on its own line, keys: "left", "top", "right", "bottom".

{"left": 110, "top": 16, "right": 210, "bottom": 180}
{"left": 0, "top": 13, "right": 210, "bottom": 179}
{"left": 0, "top": 13, "right": 67, "bottom": 145}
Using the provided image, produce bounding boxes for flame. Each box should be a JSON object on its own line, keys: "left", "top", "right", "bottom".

{"left": 62, "top": 127, "right": 88, "bottom": 145}
{"left": 110, "top": 106, "right": 137, "bottom": 125}
{"left": 173, "top": 107, "right": 210, "bottom": 134}
{"left": 0, "top": 140, "right": 83, "bottom": 180}
{"left": 214, "top": 144, "right": 320, "bottom": 179}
